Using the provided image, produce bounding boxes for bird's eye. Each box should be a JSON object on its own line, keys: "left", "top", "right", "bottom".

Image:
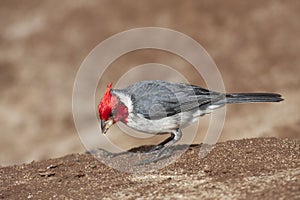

{"left": 110, "top": 110, "right": 115, "bottom": 117}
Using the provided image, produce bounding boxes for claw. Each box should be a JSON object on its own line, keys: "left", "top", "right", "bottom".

{"left": 140, "top": 145, "right": 164, "bottom": 155}
{"left": 136, "top": 148, "right": 174, "bottom": 165}
{"left": 136, "top": 129, "right": 182, "bottom": 165}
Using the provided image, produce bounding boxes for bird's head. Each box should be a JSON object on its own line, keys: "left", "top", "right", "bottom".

{"left": 98, "top": 82, "right": 128, "bottom": 134}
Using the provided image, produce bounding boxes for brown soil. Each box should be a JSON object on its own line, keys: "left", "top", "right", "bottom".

{"left": 1, "top": 137, "right": 299, "bottom": 199}
{"left": 1, "top": 0, "right": 300, "bottom": 166}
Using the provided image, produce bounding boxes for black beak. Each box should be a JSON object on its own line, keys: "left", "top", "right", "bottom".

{"left": 101, "top": 119, "right": 113, "bottom": 134}
{"left": 101, "top": 120, "right": 106, "bottom": 133}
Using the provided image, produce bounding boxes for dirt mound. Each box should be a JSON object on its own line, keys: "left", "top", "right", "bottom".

{"left": 1, "top": 137, "right": 299, "bottom": 199}
{"left": 1, "top": 0, "right": 300, "bottom": 166}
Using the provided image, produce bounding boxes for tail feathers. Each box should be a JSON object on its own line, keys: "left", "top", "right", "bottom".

{"left": 224, "top": 93, "right": 284, "bottom": 104}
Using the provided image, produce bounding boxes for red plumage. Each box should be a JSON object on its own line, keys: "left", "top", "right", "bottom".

{"left": 98, "top": 82, "right": 117, "bottom": 121}
{"left": 98, "top": 82, "right": 128, "bottom": 123}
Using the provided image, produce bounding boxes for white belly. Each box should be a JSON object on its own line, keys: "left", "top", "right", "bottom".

{"left": 126, "top": 109, "right": 208, "bottom": 134}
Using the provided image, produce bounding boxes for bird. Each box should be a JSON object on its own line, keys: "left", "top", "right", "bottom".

{"left": 98, "top": 80, "right": 283, "bottom": 163}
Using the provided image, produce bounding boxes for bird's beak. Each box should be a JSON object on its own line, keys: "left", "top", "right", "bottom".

{"left": 101, "top": 119, "right": 113, "bottom": 134}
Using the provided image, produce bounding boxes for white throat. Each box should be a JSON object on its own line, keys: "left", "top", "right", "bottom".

{"left": 111, "top": 90, "right": 133, "bottom": 113}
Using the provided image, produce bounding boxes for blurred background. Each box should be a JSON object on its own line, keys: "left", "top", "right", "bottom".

{"left": 1, "top": 0, "right": 299, "bottom": 166}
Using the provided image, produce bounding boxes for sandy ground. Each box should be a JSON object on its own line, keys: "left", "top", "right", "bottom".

{"left": 1, "top": 0, "right": 300, "bottom": 167}
{"left": 1, "top": 137, "right": 299, "bottom": 199}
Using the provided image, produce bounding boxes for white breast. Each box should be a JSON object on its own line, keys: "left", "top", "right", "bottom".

{"left": 126, "top": 109, "right": 207, "bottom": 134}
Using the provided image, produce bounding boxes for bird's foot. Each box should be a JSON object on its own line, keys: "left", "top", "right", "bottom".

{"left": 136, "top": 148, "right": 174, "bottom": 165}
{"left": 141, "top": 144, "right": 164, "bottom": 155}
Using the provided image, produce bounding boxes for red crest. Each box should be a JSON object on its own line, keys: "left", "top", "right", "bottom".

{"left": 98, "top": 82, "right": 117, "bottom": 120}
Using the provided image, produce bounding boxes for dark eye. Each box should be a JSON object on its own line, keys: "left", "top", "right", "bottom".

{"left": 110, "top": 110, "right": 115, "bottom": 117}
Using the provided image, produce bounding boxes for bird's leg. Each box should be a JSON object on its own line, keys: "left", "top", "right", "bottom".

{"left": 148, "top": 133, "right": 175, "bottom": 152}
{"left": 156, "top": 129, "right": 182, "bottom": 158}
{"left": 138, "top": 129, "right": 182, "bottom": 165}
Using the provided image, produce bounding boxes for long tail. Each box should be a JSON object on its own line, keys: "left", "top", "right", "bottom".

{"left": 224, "top": 93, "right": 283, "bottom": 104}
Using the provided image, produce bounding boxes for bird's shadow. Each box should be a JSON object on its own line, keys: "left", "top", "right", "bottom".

{"left": 87, "top": 143, "right": 210, "bottom": 158}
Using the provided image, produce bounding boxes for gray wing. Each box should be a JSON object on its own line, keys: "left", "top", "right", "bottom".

{"left": 120, "top": 80, "right": 224, "bottom": 120}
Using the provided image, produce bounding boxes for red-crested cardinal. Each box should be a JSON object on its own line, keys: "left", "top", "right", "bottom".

{"left": 98, "top": 80, "right": 283, "bottom": 163}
